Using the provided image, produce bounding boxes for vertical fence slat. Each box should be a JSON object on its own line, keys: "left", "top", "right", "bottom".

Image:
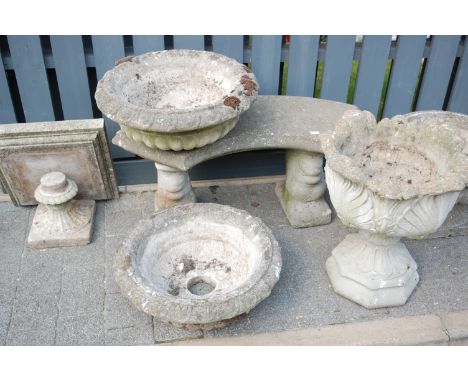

{"left": 353, "top": 35, "right": 392, "bottom": 115}
{"left": 7, "top": 35, "right": 54, "bottom": 122}
{"left": 251, "top": 36, "right": 282, "bottom": 95}
{"left": 212, "top": 36, "right": 244, "bottom": 63}
{"left": 286, "top": 35, "right": 320, "bottom": 97}
{"left": 448, "top": 36, "right": 468, "bottom": 114}
{"left": 133, "top": 36, "right": 165, "bottom": 54}
{"left": 382, "top": 35, "right": 426, "bottom": 118}
{"left": 92, "top": 35, "right": 130, "bottom": 159}
{"left": 50, "top": 35, "right": 93, "bottom": 120}
{"left": 173, "top": 36, "right": 204, "bottom": 50}
{"left": 416, "top": 35, "right": 461, "bottom": 111}
{"left": 320, "top": 35, "right": 356, "bottom": 102}
{"left": 0, "top": 64, "right": 16, "bottom": 123}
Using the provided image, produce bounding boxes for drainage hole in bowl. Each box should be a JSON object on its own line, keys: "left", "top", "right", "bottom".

{"left": 187, "top": 276, "right": 216, "bottom": 296}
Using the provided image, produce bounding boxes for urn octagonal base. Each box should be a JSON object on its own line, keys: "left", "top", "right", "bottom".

{"left": 326, "top": 232, "right": 420, "bottom": 309}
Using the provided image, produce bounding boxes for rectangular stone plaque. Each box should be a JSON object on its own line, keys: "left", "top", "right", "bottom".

{"left": 0, "top": 119, "right": 118, "bottom": 206}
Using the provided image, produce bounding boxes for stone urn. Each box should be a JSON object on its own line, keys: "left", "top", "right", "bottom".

{"left": 322, "top": 110, "right": 467, "bottom": 309}
{"left": 95, "top": 49, "right": 258, "bottom": 151}
{"left": 114, "top": 203, "right": 281, "bottom": 329}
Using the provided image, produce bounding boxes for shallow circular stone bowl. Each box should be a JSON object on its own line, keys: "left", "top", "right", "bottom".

{"left": 321, "top": 110, "right": 467, "bottom": 309}
{"left": 114, "top": 203, "right": 282, "bottom": 329}
{"left": 95, "top": 50, "right": 259, "bottom": 151}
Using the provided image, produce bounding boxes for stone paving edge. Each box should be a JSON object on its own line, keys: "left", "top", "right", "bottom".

{"left": 167, "top": 310, "right": 468, "bottom": 346}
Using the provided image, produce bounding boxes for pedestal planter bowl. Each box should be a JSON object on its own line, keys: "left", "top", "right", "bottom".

{"left": 95, "top": 50, "right": 258, "bottom": 151}
{"left": 114, "top": 203, "right": 281, "bottom": 329}
{"left": 322, "top": 110, "right": 467, "bottom": 309}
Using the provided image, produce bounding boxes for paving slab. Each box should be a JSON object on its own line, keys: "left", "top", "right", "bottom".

{"left": 105, "top": 323, "right": 154, "bottom": 346}
{"left": 153, "top": 319, "right": 203, "bottom": 344}
{"left": 16, "top": 250, "right": 63, "bottom": 298}
{"left": 55, "top": 314, "right": 105, "bottom": 346}
{"left": 6, "top": 293, "right": 59, "bottom": 346}
{"left": 104, "top": 235, "right": 125, "bottom": 294}
{"left": 104, "top": 293, "right": 152, "bottom": 330}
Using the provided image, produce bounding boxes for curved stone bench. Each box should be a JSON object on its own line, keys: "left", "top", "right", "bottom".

{"left": 113, "top": 96, "right": 357, "bottom": 227}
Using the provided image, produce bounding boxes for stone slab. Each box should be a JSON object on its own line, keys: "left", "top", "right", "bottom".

{"left": 0, "top": 118, "right": 118, "bottom": 206}
{"left": 112, "top": 96, "right": 357, "bottom": 171}
{"left": 440, "top": 309, "right": 468, "bottom": 345}
{"left": 173, "top": 314, "right": 449, "bottom": 346}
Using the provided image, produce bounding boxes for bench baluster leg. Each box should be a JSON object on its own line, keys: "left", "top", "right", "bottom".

{"left": 275, "top": 150, "right": 331, "bottom": 227}
{"left": 154, "top": 162, "right": 196, "bottom": 211}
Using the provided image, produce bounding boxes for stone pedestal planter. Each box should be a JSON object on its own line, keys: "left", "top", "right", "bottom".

{"left": 95, "top": 49, "right": 258, "bottom": 151}
{"left": 27, "top": 172, "right": 96, "bottom": 249}
{"left": 114, "top": 203, "right": 282, "bottom": 329}
{"left": 95, "top": 49, "right": 258, "bottom": 211}
{"left": 322, "top": 110, "right": 467, "bottom": 309}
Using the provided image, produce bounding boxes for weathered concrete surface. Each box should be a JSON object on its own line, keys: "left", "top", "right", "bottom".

{"left": 112, "top": 96, "right": 357, "bottom": 171}
{"left": 0, "top": 182, "right": 466, "bottom": 345}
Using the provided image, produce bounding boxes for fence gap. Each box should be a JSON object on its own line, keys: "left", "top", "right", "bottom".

{"left": 314, "top": 60, "right": 324, "bottom": 98}
{"left": 5, "top": 69, "right": 25, "bottom": 122}
{"left": 164, "top": 36, "right": 174, "bottom": 50}
{"left": 86, "top": 66, "right": 100, "bottom": 118}
{"left": 204, "top": 36, "right": 213, "bottom": 51}
{"left": 123, "top": 35, "right": 133, "bottom": 56}
{"left": 346, "top": 60, "right": 360, "bottom": 104}
{"left": 46, "top": 68, "right": 64, "bottom": 121}
{"left": 411, "top": 58, "right": 427, "bottom": 112}
{"left": 279, "top": 61, "right": 286, "bottom": 95}
{"left": 443, "top": 57, "right": 460, "bottom": 110}
{"left": 377, "top": 59, "right": 393, "bottom": 120}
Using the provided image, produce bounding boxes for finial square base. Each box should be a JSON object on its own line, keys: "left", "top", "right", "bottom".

{"left": 27, "top": 200, "right": 96, "bottom": 249}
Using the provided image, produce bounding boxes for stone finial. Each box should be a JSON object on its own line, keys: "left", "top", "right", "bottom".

{"left": 27, "top": 171, "right": 96, "bottom": 249}
{"left": 34, "top": 171, "right": 78, "bottom": 205}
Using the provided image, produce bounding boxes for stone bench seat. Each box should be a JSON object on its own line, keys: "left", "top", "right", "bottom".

{"left": 113, "top": 96, "right": 357, "bottom": 227}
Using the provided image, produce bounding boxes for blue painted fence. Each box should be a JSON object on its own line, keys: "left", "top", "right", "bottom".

{"left": 0, "top": 35, "right": 467, "bottom": 185}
